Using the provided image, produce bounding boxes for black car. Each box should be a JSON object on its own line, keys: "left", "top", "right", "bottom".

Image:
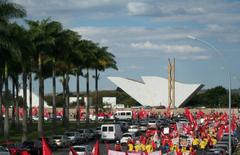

{"left": 20, "top": 141, "right": 40, "bottom": 155}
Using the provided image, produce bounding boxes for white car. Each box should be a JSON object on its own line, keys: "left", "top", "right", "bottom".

{"left": 120, "top": 132, "right": 137, "bottom": 144}
{"left": 0, "top": 146, "right": 10, "bottom": 155}
{"left": 148, "top": 120, "right": 157, "bottom": 128}
{"left": 69, "top": 145, "right": 92, "bottom": 155}
{"left": 128, "top": 125, "right": 139, "bottom": 133}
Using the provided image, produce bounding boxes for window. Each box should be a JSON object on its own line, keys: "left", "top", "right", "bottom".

{"left": 126, "top": 112, "right": 131, "bottom": 115}
{"left": 109, "top": 126, "right": 114, "bottom": 132}
{"left": 121, "top": 112, "right": 125, "bottom": 116}
{"left": 102, "top": 127, "right": 108, "bottom": 132}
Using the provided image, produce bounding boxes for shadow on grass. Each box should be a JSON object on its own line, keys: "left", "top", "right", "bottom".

{"left": 0, "top": 121, "right": 100, "bottom": 143}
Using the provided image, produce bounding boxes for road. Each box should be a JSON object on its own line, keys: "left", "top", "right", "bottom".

{"left": 53, "top": 139, "right": 127, "bottom": 155}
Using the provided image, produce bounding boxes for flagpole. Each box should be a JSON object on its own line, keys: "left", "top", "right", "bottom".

{"left": 187, "top": 35, "right": 232, "bottom": 155}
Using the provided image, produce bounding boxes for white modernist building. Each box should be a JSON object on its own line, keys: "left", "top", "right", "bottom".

{"left": 19, "top": 89, "right": 51, "bottom": 108}
{"left": 108, "top": 76, "right": 203, "bottom": 108}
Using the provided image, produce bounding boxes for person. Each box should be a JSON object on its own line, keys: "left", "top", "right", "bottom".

{"left": 115, "top": 141, "right": 122, "bottom": 151}
{"left": 192, "top": 136, "right": 200, "bottom": 150}
{"left": 128, "top": 139, "right": 134, "bottom": 152}
{"left": 134, "top": 141, "right": 141, "bottom": 152}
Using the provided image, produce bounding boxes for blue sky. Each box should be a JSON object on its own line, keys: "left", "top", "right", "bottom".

{"left": 12, "top": 0, "right": 240, "bottom": 93}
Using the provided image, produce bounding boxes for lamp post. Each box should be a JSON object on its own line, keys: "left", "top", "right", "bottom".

{"left": 188, "top": 35, "right": 232, "bottom": 155}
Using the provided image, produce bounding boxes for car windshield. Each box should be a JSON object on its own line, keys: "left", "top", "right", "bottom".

{"left": 65, "top": 133, "right": 74, "bottom": 136}
{"left": 74, "top": 147, "right": 85, "bottom": 152}
{"left": 78, "top": 130, "right": 84, "bottom": 133}
{"left": 149, "top": 120, "right": 155, "bottom": 123}
{"left": 52, "top": 136, "right": 62, "bottom": 139}
{"left": 130, "top": 126, "right": 137, "bottom": 129}
{"left": 123, "top": 134, "right": 132, "bottom": 138}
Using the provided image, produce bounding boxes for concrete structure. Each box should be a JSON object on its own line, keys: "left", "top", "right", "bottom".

{"left": 108, "top": 76, "right": 203, "bottom": 108}
{"left": 19, "top": 89, "right": 51, "bottom": 108}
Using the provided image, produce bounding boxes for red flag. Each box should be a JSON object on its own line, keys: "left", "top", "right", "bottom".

{"left": 217, "top": 125, "right": 224, "bottom": 140}
{"left": 21, "top": 151, "right": 30, "bottom": 155}
{"left": 42, "top": 137, "right": 52, "bottom": 155}
{"left": 69, "top": 146, "right": 78, "bottom": 155}
{"left": 92, "top": 140, "right": 99, "bottom": 155}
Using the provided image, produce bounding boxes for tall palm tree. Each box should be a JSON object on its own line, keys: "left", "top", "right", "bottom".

{"left": 0, "top": 0, "right": 26, "bottom": 136}
{"left": 57, "top": 29, "right": 80, "bottom": 128}
{"left": 92, "top": 46, "right": 117, "bottom": 122}
{"left": 9, "top": 23, "right": 34, "bottom": 141}
{"left": 78, "top": 40, "right": 98, "bottom": 124}
{"left": 27, "top": 19, "right": 61, "bottom": 137}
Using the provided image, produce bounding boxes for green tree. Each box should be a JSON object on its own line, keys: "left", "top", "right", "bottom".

{"left": 0, "top": 0, "right": 26, "bottom": 138}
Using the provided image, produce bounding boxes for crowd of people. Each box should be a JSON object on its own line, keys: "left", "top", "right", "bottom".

{"left": 113, "top": 109, "right": 240, "bottom": 155}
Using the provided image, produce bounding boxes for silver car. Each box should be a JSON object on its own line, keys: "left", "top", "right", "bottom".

{"left": 0, "top": 146, "right": 10, "bottom": 155}
{"left": 52, "top": 135, "right": 71, "bottom": 148}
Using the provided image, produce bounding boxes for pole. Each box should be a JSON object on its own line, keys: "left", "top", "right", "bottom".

{"left": 228, "top": 72, "right": 232, "bottom": 155}
{"left": 188, "top": 35, "right": 232, "bottom": 155}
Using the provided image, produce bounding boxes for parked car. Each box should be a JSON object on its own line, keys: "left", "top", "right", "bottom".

{"left": 68, "top": 145, "right": 92, "bottom": 155}
{"left": 94, "top": 127, "right": 102, "bottom": 137}
{"left": 206, "top": 148, "right": 226, "bottom": 155}
{"left": 114, "top": 111, "right": 132, "bottom": 121}
{"left": 139, "top": 121, "right": 148, "bottom": 132}
{"left": 128, "top": 125, "right": 139, "bottom": 133}
{"left": 120, "top": 132, "right": 137, "bottom": 144}
{"left": 101, "top": 124, "right": 122, "bottom": 141}
{"left": 148, "top": 120, "right": 157, "bottom": 128}
{"left": 0, "top": 146, "right": 10, "bottom": 155}
{"left": 77, "top": 129, "right": 93, "bottom": 142}
{"left": 20, "top": 141, "right": 40, "bottom": 155}
{"left": 52, "top": 135, "right": 71, "bottom": 148}
{"left": 1, "top": 142, "right": 21, "bottom": 155}
{"left": 64, "top": 131, "right": 82, "bottom": 144}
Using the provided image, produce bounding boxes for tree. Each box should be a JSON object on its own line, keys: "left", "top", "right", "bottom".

{"left": 0, "top": 0, "right": 26, "bottom": 136}
{"left": 92, "top": 46, "right": 117, "bottom": 122}
{"left": 78, "top": 40, "right": 98, "bottom": 124}
{"left": 27, "top": 18, "right": 60, "bottom": 137}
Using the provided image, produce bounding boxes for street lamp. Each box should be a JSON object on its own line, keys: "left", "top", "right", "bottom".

{"left": 188, "top": 35, "right": 232, "bottom": 155}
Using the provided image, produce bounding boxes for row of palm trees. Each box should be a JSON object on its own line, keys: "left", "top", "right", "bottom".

{"left": 0, "top": 0, "right": 117, "bottom": 141}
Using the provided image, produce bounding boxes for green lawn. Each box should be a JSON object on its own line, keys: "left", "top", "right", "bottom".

{"left": 0, "top": 121, "right": 100, "bottom": 143}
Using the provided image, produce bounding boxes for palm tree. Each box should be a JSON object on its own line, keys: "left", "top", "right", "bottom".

{"left": 26, "top": 18, "right": 59, "bottom": 137}
{"left": 9, "top": 23, "right": 34, "bottom": 141}
{"left": 78, "top": 40, "right": 98, "bottom": 124}
{"left": 0, "top": 0, "right": 26, "bottom": 136}
{"left": 92, "top": 46, "right": 117, "bottom": 122}
{"left": 56, "top": 29, "right": 80, "bottom": 128}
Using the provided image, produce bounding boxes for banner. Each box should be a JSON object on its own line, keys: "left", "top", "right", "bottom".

{"left": 108, "top": 150, "right": 126, "bottom": 155}
{"left": 108, "top": 150, "right": 162, "bottom": 155}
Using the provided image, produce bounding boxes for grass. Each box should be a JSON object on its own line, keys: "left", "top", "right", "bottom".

{"left": 0, "top": 121, "right": 100, "bottom": 143}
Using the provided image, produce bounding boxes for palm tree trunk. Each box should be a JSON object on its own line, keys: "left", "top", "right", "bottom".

{"left": 65, "top": 72, "right": 70, "bottom": 128}
{"left": 86, "top": 68, "right": 90, "bottom": 124}
{"left": 4, "top": 63, "right": 9, "bottom": 140}
{"left": 38, "top": 53, "right": 44, "bottom": 137}
{"left": 62, "top": 75, "right": 66, "bottom": 126}
{"left": 16, "top": 77, "right": 19, "bottom": 130}
{"left": 76, "top": 71, "right": 80, "bottom": 127}
{"left": 0, "top": 75, "right": 3, "bottom": 134}
{"left": 11, "top": 79, "right": 15, "bottom": 127}
{"left": 95, "top": 69, "right": 99, "bottom": 123}
{"left": 22, "top": 67, "right": 28, "bottom": 142}
{"left": 28, "top": 73, "right": 32, "bottom": 125}
{"left": 52, "top": 58, "right": 56, "bottom": 133}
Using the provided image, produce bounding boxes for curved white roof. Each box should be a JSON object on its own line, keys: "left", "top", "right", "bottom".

{"left": 108, "top": 76, "right": 203, "bottom": 108}
{"left": 19, "top": 89, "right": 51, "bottom": 108}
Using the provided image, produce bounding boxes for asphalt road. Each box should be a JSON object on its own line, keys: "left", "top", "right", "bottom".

{"left": 53, "top": 139, "right": 127, "bottom": 155}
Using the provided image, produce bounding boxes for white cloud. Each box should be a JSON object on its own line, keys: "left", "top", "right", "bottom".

{"left": 130, "top": 41, "right": 204, "bottom": 54}
{"left": 128, "top": 65, "right": 144, "bottom": 70}
{"left": 207, "top": 24, "right": 223, "bottom": 32}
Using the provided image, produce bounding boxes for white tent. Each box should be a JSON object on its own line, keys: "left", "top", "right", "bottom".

{"left": 18, "top": 89, "right": 51, "bottom": 108}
